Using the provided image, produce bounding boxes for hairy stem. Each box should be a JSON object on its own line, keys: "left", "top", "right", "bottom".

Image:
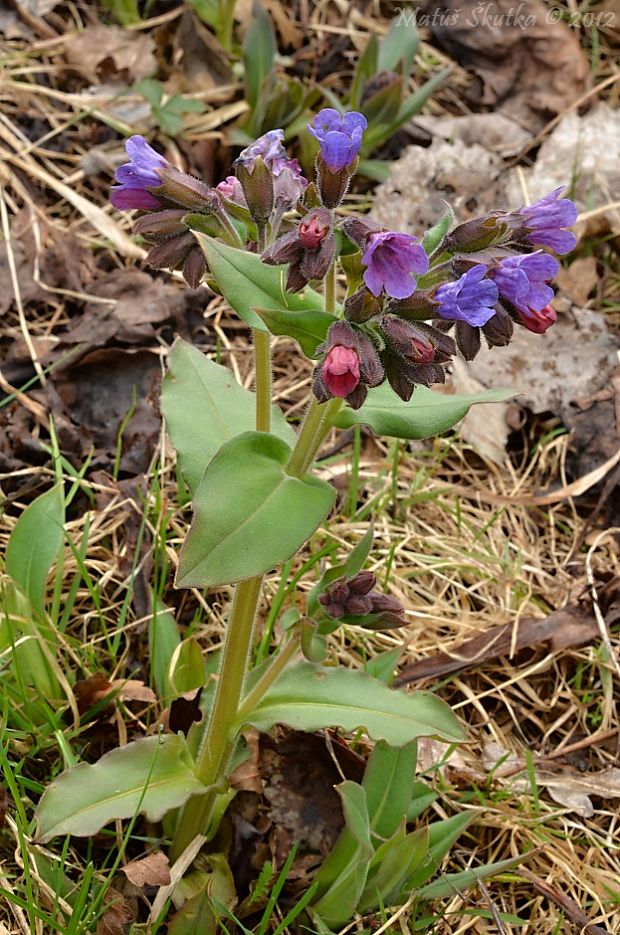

{"left": 253, "top": 329, "right": 272, "bottom": 432}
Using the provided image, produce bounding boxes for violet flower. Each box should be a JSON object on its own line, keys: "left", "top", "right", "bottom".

{"left": 490, "top": 252, "right": 559, "bottom": 315}
{"left": 520, "top": 187, "right": 578, "bottom": 255}
{"left": 434, "top": 265, "right": 499, "bottom": 327}
{"left": 362, "top": 231, "right": 429, "bottom": 300}
{"left": 308, "top": 109, "right": 367, "bottom": 171}
{"left": 110, "top": 135, "right": 167, "bottom": 210}
{"left": 235, "top": 129, "right": 287, "bottom": 171}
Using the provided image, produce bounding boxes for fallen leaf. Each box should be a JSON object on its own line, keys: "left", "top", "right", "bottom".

{"left": 121, "top": 851, "right": 171, "bottom": 888}
{"left": 64, "top": 24, "right": 157, "bottom": 85}
{"left": 393, "top": 606, "right": 600, "bottom": 685}
{"left": 555, "top": 257, "right": 599, "bottom": 307}
{"left": 111, "top": 680, "right": 157, "bottom": 704}
{"left": 96, "top": 886, "right": 137, "bottom": 935}
{"left": 421, "top": 0, "right": 590, "bottom": 133}
{"left": 231, "top": 729, "right": 262, "bottom": 794}
{"left": 73, "top": 674, "right": 114, "bottom": 716}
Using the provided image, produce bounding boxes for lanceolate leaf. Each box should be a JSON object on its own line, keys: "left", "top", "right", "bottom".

{"left": 238, "top": 662, "right": 464, "bottom": 744}
{"left": 162, "top": 339, "right": 295, "bottom": 493}
{"left": 195, "top": 235, "right": 325, "bottom": 330}
{"left": 6, "top": 484, "right": 65, "bottom": 618}
{"left": 332, "top": 382, "right": 514, "bottom": 440}
{"left": 35, "top": 735, "right": 207, "bottom": 842}
{"left": 176, "top": 433, "right": 335, "bottom": 588}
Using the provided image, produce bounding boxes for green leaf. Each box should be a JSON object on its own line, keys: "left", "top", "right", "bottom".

{"left": 255, "top": 307, "right": 334, "bottom": 358}
{"left": 407, "top": 780, "right": 438, "bottom": 820}
{"left": 176, "top": 433, "right": 335, "bottom": 588}
{"left": 186, "top": 0, "right": 220, "bottom": 28}
{"left": 169, "top": 636, "right": 206, "bottom": 695}
{"left": 363, "top": 646, "right": 402, "bottom": 684}
{"left": 149, "top": 598, "right": 181, "bottom": 705}
{"left": 363, "top": 67, "right": 451, "bottom": 150}
{"left": 239, "top": 662, "right": 465, "bottom": 745}
{"left": 350, "top": 34, "right": 378, "bottom": 110}
{"left": 101, "top": 0, "right": 140, "bottom": 26}
{"left": 162, "top": 338, "right": 296, "bottom": 494}
{"left": 422, "top": 206, "right": 455, "bottom": 255}
{"left": 417, "top": 855, "right": 523, "bottom": 900}
{"left": 364, "top": 740, "right": 418, "bottom": 842}
{"left": 195, "top": 235, "right": 326, "bottom": 330}
{"left": 332, "top": 382, "right": 514, "bottom": 441}
{"left": 356, "top": 159, "right": 391, "bottom": 182}
{"left": 404, "top": 811, "right": 475, "bottom": 891}
{"left": 378, "top": 16, "right": 419, "bottom": 74}
{"left": 6, "top": 484, "right": 65, "bottom": 618}
{"left": 35, "top": 735, "right": 207, "bottom": 842}
{"left": 344, "top": 524, "right": 374, "bottom": 576}
{"left": 244, "top": 2, "right": 276, "bottom": 113}
{"left": 311, "top": 783, "right": 372, "bottom": 927}
{"left": 134, "top": 78, "right": 163, "bottom": 107}
{"left": 359, "top": 826, "right": 428, "bottom": 913}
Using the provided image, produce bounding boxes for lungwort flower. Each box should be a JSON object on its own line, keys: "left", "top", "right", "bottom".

{"left": 313, "top": 320, "right": 383, "bottom": 410}
{"left": 362, "top": 231, "right": 429, "bottom": 300}
{"left": 110, "top": 136, "right": 168, "bottom": 210}
{"left": 490, "top": 252, "right": 559, "bottom": 315}
{"left": 434, "top": 265, "right": 499, "bottom": 327}
{"left": 308, "top": 109, "right": 367, "bottom": 171}
{"left": 520, "top": 187, "right": 578, "bottom": 255}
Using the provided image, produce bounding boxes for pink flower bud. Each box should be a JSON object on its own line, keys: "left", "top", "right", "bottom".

{"left": 322, "top": 345, "right": 360, "bottom": 397}
{"left": 518, "top": 304, "right": 557, "bottom": 334}
{"left": 299, "top": 214, "right": 329, "bottom": 249}
{"left": 409, "top": 337, "right": 436, "bottom": 364}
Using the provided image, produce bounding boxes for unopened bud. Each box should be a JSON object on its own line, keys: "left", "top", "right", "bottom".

{"left": 344, "top": 287, "right": 381, "bottom": 324}
{"left": 316, "top": 156, "right": 355, "bottom": 210}
{"left": 157, "top": 166, "right": 216, "bottom": 211}
{"left": 517, "top": 303, "right": 557, "bottom": 334}
{"left": 341, "top": 216, "right": 381, "bottom": 250}
{"left": 145, "top": 232, "right": 195, "bottom": 270}
{"left": 345, "top": 594, "right": 374, "bottom": 615}
{"left": 444, "top": 213, "right": 511, "bottom": 253}
{"left": 236, "top": 157, "right": 274, "bottom": 224}
{"left": 133, "top": 209, "right": 187, "bottom": 238}
{"left": 182, "top": 247, "right": 207, "bottom": 289}
{"left": 322, "top": 345, "right": 361, "bottom": 398}
{"left": 348, "top": 570, "right": 376, "bottom": 595}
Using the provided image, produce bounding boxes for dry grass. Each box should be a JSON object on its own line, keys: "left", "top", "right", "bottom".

{"left": 1, "top": 1, "right": 620, "bottom": 932}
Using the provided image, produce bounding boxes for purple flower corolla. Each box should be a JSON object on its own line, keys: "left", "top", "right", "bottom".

{"left": 490, "top": 252, "right": 559, "bottom": 314}
{"left": 110, "top": 135, "right": 167, "bottom": 210}
{"left": 521, "top": 187, "right": 578, "bottom": 255}
{"left": 435, "top": 266, "right": 499, "bottom": 327}
{"left": 235, "top": 129, "right": 287, "bottom": 171}
{"left": 308, "top": 109, "right": 367, "bottom": 171}
{"left": 362, "top": 231, "right": 429, "bottom": 300}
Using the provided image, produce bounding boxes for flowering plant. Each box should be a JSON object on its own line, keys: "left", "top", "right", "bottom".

{"left": 35, "top": 112, "right": 576, "bottom": 929}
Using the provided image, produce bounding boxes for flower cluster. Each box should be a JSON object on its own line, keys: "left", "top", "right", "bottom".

{"left": 318, "top": 570, "right": 406, "bottom": 629}
{"left": 109, "top": 110, "right": 577, "bottom": 405}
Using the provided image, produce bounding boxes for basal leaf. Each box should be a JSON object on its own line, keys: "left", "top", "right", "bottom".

{"left": 176, "top": 433, "right": 335, "bottom": 588}
{"left": 332, "top": 382, "right": 514, "bottom": 440}
{"left": 35, "top": 735, "right": 207, "bottom": 842}
{"left": 195, "top": 235, "right": 325, "bottom": 330}
{"left": 162, "top": 338, "right": 296, "bottom": 493}
{"left": 6, "top": 483, "right": 65, "bottom": 618}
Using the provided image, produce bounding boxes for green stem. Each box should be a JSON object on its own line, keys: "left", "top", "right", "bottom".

{"left": 171, "top": 575, "right": 262, "bottom": 860}
{"left": 237, "top": 633, "right": 301, "bottom": 722}
{"left": 325, "top": 261, "right": 336, "bottom": 315}
{"left": 254, "top": 329, "right": 271, "bottom": 433}
{"left": 217, "top": 0, "right": 236, "bottom": 52}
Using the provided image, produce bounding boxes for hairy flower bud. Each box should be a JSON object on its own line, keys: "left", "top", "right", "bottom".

{"left": 322, "top": 345, "right": 361, "bottom": 398}
{"left": 236, "top": 157, "right": 274, "bottom": 224}
{"left": 313, "top": 320, "right": 384, "bottom": 409}
{"left": 344, "top": 287, "right": 382, "bottom": 324}
{"left": 299, "top": 213, "right": 330, "bottom": 249}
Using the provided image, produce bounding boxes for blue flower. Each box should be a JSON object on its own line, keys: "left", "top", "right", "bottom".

{"left": 520, "top": 187, "right": 578, "bottom": 255}
{"left": 110, "top": 135, "right": 167, "bottom": 210}
{"left": 362, "top": 231, "right": 429, "bottom": 300}
{"left": 490, "top": 252, "right": 559, "bottom": 314}
{"left": 308, "top": 109, "right": 367, "bottom": 171}
{"left": 435, "top": 266, "right": 499, "bottom": 327}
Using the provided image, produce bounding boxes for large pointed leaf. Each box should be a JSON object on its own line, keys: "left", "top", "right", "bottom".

{"left": 6, "top": 483, "right": 65, "bottom": 618}
{"left": 255, "top": 306, "right": 334, "bottom": 358}
{"left": 417, "top": 855, "right": 523, "bottom": 900}
{"left": 176, "top": 433, "right": 335, "bottom": 588}
{"left": 332, "top": 382, "right": 514, "bottom": 440}
{"left": 238, "top": 662, "right": 464, "bottom": 744}
{"left": 162, "top": 338, "right": 296, "bottom": 493}
{"left": 35, "top": 735, "right": 207, "bottom": 842}
{"left": 196, "top": 235, "right": 325, "bottom": 330}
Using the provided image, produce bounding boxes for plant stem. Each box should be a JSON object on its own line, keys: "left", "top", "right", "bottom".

{"left": 254, "top": 329, "right": 271, "bottom": 433}
{"left": 217, "top": 0, "right": 236, "bottom": 52}
{"left": 170, "top": 575, "right": 262, "bottom": 859}
{"left": 325, "top": 261, "right": 337, "bottom": 315}
{"left": 237, "top": 633, "right": 301, "bottom": 722}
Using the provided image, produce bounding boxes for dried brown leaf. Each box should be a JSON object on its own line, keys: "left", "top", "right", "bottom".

{"left": 64, "top": 24, "right": 157, "bottom": 85}
{"left": 121, "top": 852, "right": 171, "bottom": 888}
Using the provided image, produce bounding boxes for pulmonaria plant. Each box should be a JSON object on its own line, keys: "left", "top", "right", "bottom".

{"left": 34, "top": 111, "right": 577, "bottom": 930}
